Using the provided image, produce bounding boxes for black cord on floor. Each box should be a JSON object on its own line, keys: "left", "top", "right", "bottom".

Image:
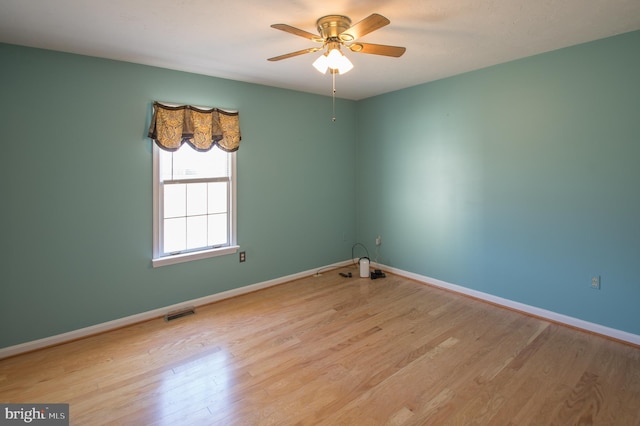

{"left": 314, "top": 243, "right": 371, "bottom": 277}
{"left": 351, "top": 243, "right": 370, "bottom": 267}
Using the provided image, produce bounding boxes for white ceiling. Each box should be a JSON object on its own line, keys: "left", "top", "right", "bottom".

{"left": 1, "top": 0, "right": 639, "bottom": 100}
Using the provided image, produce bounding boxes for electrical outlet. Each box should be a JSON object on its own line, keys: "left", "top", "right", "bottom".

{"left": 375, "top": 236, "right": 382, "bottom": 246}
{"left": 591, "top": 275, "right": 600, "bottom": 289}
{"left": 239, "top": 251, "right": 246, "bottom": 263}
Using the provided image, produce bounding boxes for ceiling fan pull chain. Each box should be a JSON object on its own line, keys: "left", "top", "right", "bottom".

{"left": 332, "top": 72, "right": 336, "bottom": 122}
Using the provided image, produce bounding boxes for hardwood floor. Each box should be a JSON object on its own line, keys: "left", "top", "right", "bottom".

{"left": 1, "top": 267, "right": 639, "bottom": 425}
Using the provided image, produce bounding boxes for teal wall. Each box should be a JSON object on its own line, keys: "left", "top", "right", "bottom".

{"left": 0, "top": 43, "right": 357, "bottom": 348}
{"left": 2, "top": 30, "right": 639, "bottom": 349}
{"left": 356, "top": 31, "right": 640, "bottom": 335}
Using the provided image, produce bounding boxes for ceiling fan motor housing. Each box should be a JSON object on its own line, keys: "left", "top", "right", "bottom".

{"left": 316, "top": 15, "right": 353, "bottom": 41}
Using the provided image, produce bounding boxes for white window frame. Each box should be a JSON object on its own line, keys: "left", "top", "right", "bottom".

{"left": 152, "top": 143, "right": 239, "bottom": 267}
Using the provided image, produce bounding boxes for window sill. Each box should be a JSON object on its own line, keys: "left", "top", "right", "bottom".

{"left": 152, "top": 245, "right": 240, "bottom": 268}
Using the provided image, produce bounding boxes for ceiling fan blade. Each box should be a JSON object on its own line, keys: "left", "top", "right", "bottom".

{"left": 271, "top": 24, "right": 322, "bottom": 42}
{"left": 348, "top": 43, "right": 406, "bottom": 57}
{"left": 268, "top": 47, "right": 322, "bottom": 62}
{"left": 339, "top": 13, "right": 390, "bottom": 42}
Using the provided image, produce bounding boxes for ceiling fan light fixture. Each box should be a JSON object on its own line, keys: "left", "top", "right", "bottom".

{"left": 312, "top": 53, "right": 329, "bottom": 74}
{"left": 334, "top": 53, "right": 354, "bottom": 74}
{"left": 312, "top": 47, "right": 353, "bottom": 74}
{"left": 326, "top": 47, "right": 343, "bottom": 65}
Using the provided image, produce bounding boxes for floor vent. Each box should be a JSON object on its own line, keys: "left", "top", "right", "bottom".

{"left": 164, "top": 307, "right": 196, "bottom": 322}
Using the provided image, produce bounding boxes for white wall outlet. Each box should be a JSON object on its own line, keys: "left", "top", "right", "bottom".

{"left": 591, "top": 276, "right": 601, "bottom": 289}
{"left": 375, "top": 236, "right": 382, "bottom": 246}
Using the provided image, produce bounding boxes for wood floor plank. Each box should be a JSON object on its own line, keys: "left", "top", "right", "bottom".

{"left": 1, "top": 267, "right": 639, "bottom": 425}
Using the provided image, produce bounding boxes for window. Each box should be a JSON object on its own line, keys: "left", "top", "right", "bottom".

{"left": 152, "top": 143, "right": 238, "bottom": 267}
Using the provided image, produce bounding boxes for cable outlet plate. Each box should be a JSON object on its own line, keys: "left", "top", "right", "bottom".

{"left": 591, "top": 275, "right": 601, "bottom": 289}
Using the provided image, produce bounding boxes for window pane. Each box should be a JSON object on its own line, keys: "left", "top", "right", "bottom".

{"left": 161, "top": 144, "right": 228, "bottom": 181}
{"left": 164, "top": 184, "right": 185, "bottom": 218}
{"left": 208, "top": 182, "right": 228, "bottom": 214}
{"left": 164, "top": 217, "right": 186, "bottom": 253}
{"left": 186, "top": 216, "right": 207, "bottom": 250}
{"left": 186, "top": 183, "right": 207, "bottom": 216}
{"left": 208, "top": 214, "right": 228, "bottom": 246}
{"left": 160, "top": 149, "right": 174, "bottom": 182}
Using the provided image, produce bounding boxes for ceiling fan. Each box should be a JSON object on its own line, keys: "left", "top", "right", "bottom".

{"left": 268, "top": 13, "right": 406, "bottom": 74}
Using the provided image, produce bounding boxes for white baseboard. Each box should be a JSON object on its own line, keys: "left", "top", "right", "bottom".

{"left": 0, "top": 260, "right": 352, "bottom": 359}
{"left": 4, "top": 259, "right": 637, "bottom": 359}
{"left": 378, "top": 263, "right": 640, "bottom": 346}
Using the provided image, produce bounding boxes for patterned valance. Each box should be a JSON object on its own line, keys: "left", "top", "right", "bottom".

{"left": 147, "top": 102, "right": 241, "bottom": 152}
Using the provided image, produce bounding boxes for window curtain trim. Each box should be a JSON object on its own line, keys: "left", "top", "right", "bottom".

{"left": 148, "top": 101, "right": 241, "bottom": 152}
